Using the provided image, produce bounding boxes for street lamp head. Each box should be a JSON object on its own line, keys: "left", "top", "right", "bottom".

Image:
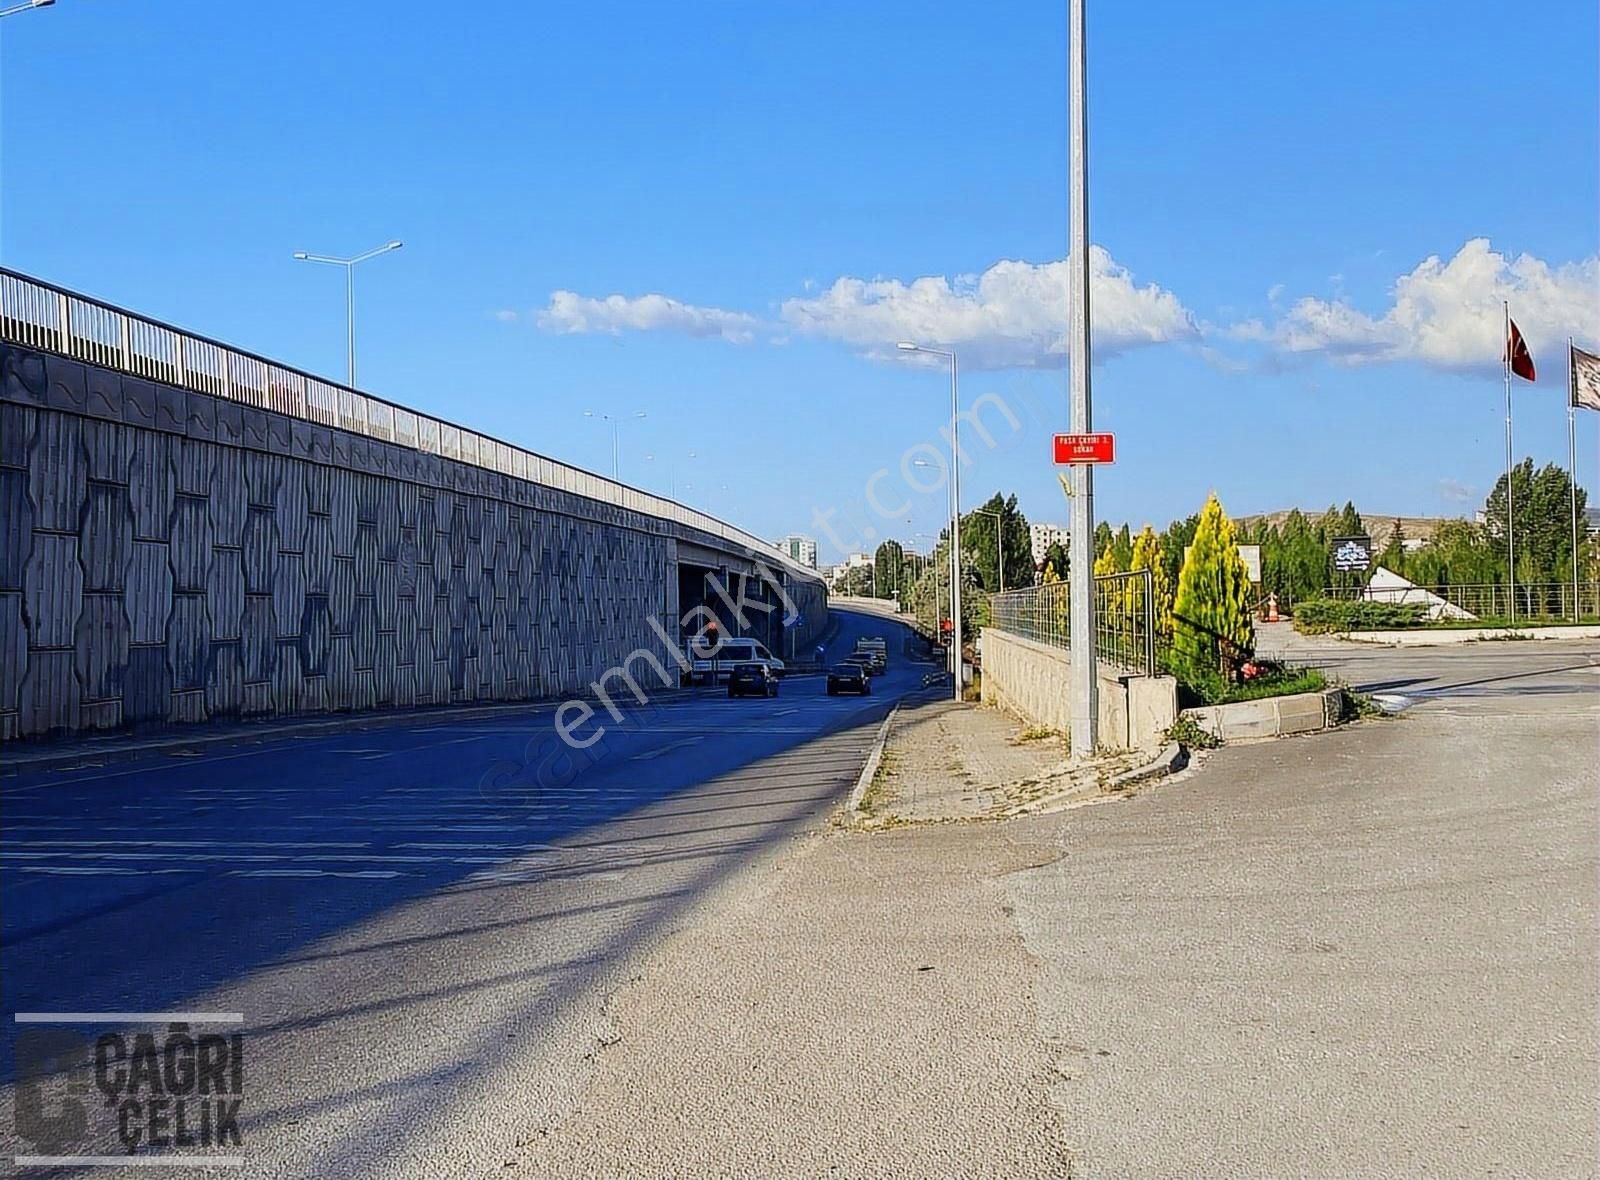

{"left": 634, "top": 411, "right": 647, "bottom": 419}
{"left": 31, "top": 0, "right": 55, "bottom": 8}
{"left": 583, "top": 410, "right": 597, "bottom": 418}
{"left": 896, "top": 341, "right": 919, "bottom": 352}
{"left": 385, "top": 240, "right": 403, "bottom": 251}
{"left": 292, "top": 251, "right": 310, "bottom": 260}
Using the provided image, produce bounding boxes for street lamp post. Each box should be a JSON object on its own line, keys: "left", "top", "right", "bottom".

{"left": 898, "top": 342, "right": 963, "bottom": 702}
{"left": 292, "top": 240, "right": 402, "bottom": 387}
{"left": 583, "top": 410, "right": 647, "bottom": 481}
{"left": 1066, "top": 0, "right": 1099, "bottom": 754}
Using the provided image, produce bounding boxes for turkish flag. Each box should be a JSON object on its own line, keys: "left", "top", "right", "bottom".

{"left": 1506, "top": 318, "right": 1536, "bottom": 382}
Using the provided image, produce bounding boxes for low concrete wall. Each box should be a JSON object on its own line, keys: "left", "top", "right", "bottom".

{"left": 979, "top": 628, "right": 1176, "bottom": 752}
{"left": 1184, "top": 688, "right": 1343, "bottom": 742}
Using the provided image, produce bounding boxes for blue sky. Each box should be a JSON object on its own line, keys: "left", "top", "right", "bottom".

{"left": 3, "top": 0, "right": 1596, "bottom": 561}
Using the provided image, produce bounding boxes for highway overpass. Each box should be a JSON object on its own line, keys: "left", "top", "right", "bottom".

{"left": 0, "top": 269, "right": 827, "bottom": 739}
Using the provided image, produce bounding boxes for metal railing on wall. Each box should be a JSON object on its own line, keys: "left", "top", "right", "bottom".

{"left": 988, "top": 569, "right": 1159, "bottom": 676}
{"left": 1320, "top": 580, "right": 1600, "bottom": 622}
{"left": 0, "top": 268, "right": 818, "bottom": 585}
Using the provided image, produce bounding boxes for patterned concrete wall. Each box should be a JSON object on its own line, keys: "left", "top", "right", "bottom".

{"left": 0, "top": 342, "right": 823, "bottom": 739}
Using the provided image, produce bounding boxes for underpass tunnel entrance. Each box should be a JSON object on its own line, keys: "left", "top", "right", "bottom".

{"left": 674, "top": 560, "right": 791, "bottom": 660}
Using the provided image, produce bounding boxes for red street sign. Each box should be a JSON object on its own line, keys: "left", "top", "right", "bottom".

{"left": 1053, "top": 432, "right": 1114, "bottom": 464}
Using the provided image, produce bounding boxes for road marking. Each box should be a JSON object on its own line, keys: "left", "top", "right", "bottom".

{"left": 229, "top": 868, "right": 402, "bottom": 879}
{"left": 631, "top": 737, "right": 705, "bottom": 760}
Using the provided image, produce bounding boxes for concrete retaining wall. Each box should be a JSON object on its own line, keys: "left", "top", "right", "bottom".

{"left": 979, "top": 628, "right": 1177, "bottom": 752}
{"left": 0, "top": 342, "right": 826, "bottom": 739}
{"left": 1183, "top": 688, "right": 1343, "bottom": 742}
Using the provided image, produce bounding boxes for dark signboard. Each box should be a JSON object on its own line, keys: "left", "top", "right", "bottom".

{"left": 1331, "top": 535, "right": 1373, "bottom": 573}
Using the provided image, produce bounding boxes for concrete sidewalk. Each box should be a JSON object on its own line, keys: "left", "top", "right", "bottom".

{"left": 857, "top": 699, "right": 1149, "bottom": 824}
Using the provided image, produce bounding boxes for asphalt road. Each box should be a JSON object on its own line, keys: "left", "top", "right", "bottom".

{"left": 0, "top": 606, "right": 928, "bottom": 1176}
{"left": 1009, "top": 637, "right": 1600, "bottom": 1177}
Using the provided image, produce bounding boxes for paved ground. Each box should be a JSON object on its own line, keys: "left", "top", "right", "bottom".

{"left": 0, "top": 609, "right": 930, "bottom": 1176}
{"left": 3, "top": 629, "right": 1594, "bottom": 1177}
{"left": 499, "top": 639, "right": 1599, "bottom": 1178}
{"left": 861, "top": 701, "right": 1072, "bottom": 822}
{"left": 1008, "top": 637, "right": 1600, "bottom": 1177}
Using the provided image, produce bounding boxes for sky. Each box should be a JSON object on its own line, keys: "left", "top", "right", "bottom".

{"left": 2, "top": 0, "right": 1596, "bottom": 563}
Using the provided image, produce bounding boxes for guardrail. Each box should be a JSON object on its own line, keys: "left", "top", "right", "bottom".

{"left": 988, "top": 569, "right": 1159, "bottom": 676}
{"left": 0, "top": 267, "right": 817, "bottom": 584}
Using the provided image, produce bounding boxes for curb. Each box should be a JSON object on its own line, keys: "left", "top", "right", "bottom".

{"left": 1105, "top": 742, "right": 1189, "bottom": 791}
{"left": 846, "top": 705, "right": 900, "bottom": 815}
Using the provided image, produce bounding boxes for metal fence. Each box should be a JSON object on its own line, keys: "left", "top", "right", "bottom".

{"left": 1320, "top": 580, "right": 1600, "bottom": 622}
{"left": 988, "top": 569, "right": 1159, "bottom": 676}
{"left": 0, "top": 267, "right": 818, "bottom": 584}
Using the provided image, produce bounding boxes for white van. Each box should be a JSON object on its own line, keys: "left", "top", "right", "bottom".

{"left": 687, "top": 638, "right": 785, "bottom": 684}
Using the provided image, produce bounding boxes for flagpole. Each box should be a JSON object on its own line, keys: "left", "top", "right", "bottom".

{"left": 1504, "top": 300, "right": 1516, "bottom": 624}
{"left": 1571, "top": 337, "right": 1581, "bottom": 620}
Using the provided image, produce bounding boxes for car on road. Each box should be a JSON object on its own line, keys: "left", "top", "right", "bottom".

{"left": 855, "top": 638, "right": 888, "bottom": 673}
{"left": 840, "top": 653, "right": 879, "bottom": 677}
{"left": 687, "top": 638, "right": 785, "bottom": 684}
{"left": 825, "top": 663, "right": 871, "bottom": 695}
{"left": 727, "top": 662, "right": 780, "bottom": 698}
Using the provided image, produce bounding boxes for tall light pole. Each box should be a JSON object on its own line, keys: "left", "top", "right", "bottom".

{"left": 972, "top": 507, "right": 1006, "bottom": 595}
{"left": 0, "top": 0, "right": 54, "bottom": 18}
{"left": 292, "top": 239, "right": 402, "bottom": 387}
{"left": 1067, "top": 0, "right": 1098, "bottom": 754}
{"left": 898, "top": 342, "right": 963, "bottom": 701}
{"left": 583, "top": 410, "right": 647, "bottom": 480}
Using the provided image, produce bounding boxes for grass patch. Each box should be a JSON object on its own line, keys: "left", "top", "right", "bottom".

{"left": 1178, "top": 665, "right": 1328, "bottom": 708}
{"left": 1338, "top": 688, "right": 1390, "bottom": 721}
{"left": 857, "top": 749, "right": 899, "bottom": 816}
{"left": 1016, "top": 725, "right": 1058, "bottom": 743}
{"left": 1164, "top": 714, "right": 1221, "bottom": 749}
{"left": 1215, "top": 666, "right": 1327, "bottom": 704}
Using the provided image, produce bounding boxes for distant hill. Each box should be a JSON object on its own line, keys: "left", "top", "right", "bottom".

{"left": 1234, "top": 511, "right": 1460, "bottom": 542}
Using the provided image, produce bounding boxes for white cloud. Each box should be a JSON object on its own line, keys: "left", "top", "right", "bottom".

{"left": 530, "top": 290, "right": 760, "bottom": 344}
{"left": 1235, "top": 239, "right": 1600, "bottom": 372}
{"left": 779, "top": 247, "right": 1196, "bottom": 369}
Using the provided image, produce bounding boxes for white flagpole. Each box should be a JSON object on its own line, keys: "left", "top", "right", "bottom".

{"left": 1504, "top": 301, "right": 1516, "bottom": 624}
{"left": 1571, "top": 338, "right": 1581, "bottom": 619}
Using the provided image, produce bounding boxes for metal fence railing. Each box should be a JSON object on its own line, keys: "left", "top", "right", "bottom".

{"left": 0, "top": 267, "right": 819, "bottom": 585}
{"left": 988, "top": 569, "right": 1159, "bottom": 676}
{"left": 1320, "top": 580, "right": 1600, "bottom": 622}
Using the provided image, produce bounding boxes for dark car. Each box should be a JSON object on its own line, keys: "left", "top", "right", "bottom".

{"left": 826, "top": 663, "right": 871, "bottom": 695}
{"left": 841, "top": 654, "right": 878, "bottom": 677}
{"left": 727, "top": 662, "right": 779, "bottom": 699}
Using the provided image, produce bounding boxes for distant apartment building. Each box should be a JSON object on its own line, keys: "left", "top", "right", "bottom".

{"left": 777, "top": 534, "right": 818, "bottom": 569}
{"left": 1029, "top": 523, "right": 1069, "bottom": 567}
{"left": 827, "top": 552, "right": 873, "bottom": 589}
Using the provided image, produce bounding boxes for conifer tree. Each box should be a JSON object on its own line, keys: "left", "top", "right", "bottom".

{"left": 1171, "top": 493, "right": 1255, "bottom": 692}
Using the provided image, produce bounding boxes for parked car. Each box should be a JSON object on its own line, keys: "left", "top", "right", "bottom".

{"left": 687, "top": 638, "right": 785, "bottom": 684}
{"left": 826, "top": 663, "right": 871, "bottom": 695}
{"left": 727, "top": 662, "right": 780, "bottom": 699}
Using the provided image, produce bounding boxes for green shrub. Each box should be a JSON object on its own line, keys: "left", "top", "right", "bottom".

{"left": 1292, "top": 599, "right": 1427, "bottom": 633}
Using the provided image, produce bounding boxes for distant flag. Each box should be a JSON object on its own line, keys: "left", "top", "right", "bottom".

{"left": 1571, "top": 343, "right": 1600, "bottom": 412}
{"left": 1505, "top": 318, "right": 1536, "bottom": 382}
